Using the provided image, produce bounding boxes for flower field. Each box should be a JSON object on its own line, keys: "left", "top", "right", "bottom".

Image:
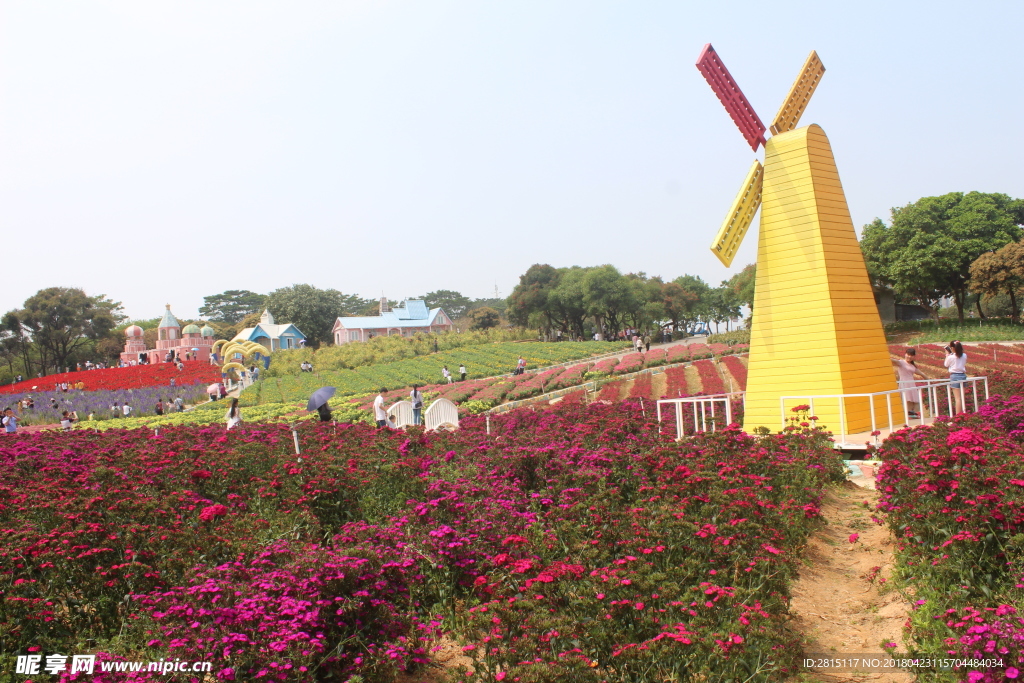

{"left": 247, "top": 342, "right": 625, "bottom": 405}
{"left": 875, "top": 398, "right": 1024, "bottom": 680}
{"left": 0, "top": 362, "right": 221, "bottom": 396}
{"left": 0, "top": 401, "right": 844, "bottom": 682}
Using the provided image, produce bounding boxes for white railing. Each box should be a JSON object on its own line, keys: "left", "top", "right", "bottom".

{"left": 656, "top": 392, "right": 744, "bottom": 439}
{"left": 425, "top": 398, "right": 459, "bottom": 431}
{"left": 779, "top": 376, "right": 988, "bottom": 445}
{"left": 387, "top": 400, "right": 416, "bottom": 428}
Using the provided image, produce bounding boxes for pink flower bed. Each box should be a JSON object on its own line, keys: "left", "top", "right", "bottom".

{"left": 613, "top": 353, "right": 645, "bottom": 375}
{"left": 667, "top": 345, "right": 690, "bottom": 363}
{"left": 693, "top": 359, "right": 725, "bottom": 394}
{"left": 720, "top": 355, "right": 748, "bottom": 392}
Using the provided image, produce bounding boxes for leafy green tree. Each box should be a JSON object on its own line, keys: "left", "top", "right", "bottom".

{"left": 11, "top": 288, "right": 124, "bottom": 374}
{"left": 467, "top": 297, "right": 508, "bottom": 317}
{"left": 661, "top": 282, "right": 698, "bottom": 336}
{"left": 264, "top": 285, "right": 360, "bottom": 347}
{"left": 861, "top": 192, "right": 1024, "bottom": 322}
{"left": 726, "top": 264, "right": 756, "bottom": 311}
{"left": 420, "top": 290, "right": 473, "bottom": 320}
{"left": 706, "top": 285, "right": 742, "bottom": 333}
{"left": 970, "top": 240, "right": 1024, "bottom": 323}
{"left": 583, "top": 265, "right": 636, "bottom": 338}
{"left": 507, "top": 264, "right": 561, "bottom": 329}
{"left": 199, "top": 290, "right": 266, "bottom": 323}
{"left": 548, "top": 267, "right": 590, "bottom": 338}
{"left": 468, "top": 307, "right": 502, "bottom": 330}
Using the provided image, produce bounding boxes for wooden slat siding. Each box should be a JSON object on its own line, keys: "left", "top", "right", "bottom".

{"left": 743, "top": 124, "right": 896, "bottom": 433}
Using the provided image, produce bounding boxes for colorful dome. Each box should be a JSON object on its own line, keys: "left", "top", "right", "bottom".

{"left": 200, "top": 325, "right": 215, "bottom": 337}
{"left": 125, "top": 325, "right": 144, "bottom": 338}
{"left": 182, "top": 323, "right": 201, "bottom": 334}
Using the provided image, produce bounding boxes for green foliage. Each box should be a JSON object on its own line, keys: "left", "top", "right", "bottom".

{"left": 861, "top": 191, "right": 1024, "bottom": 323}
{"left": 264, "top": 284, "right": 373, "bottom": 347}
{"left": 726, "top": 263, "right": 756, "bottom": 310}
{"left": 468, "top": 306, "right": 501, "bottom": 330}
{"left": 708, "top": 329, "right": 750, "bottom": 345}
{"left": 418, "top": 290, "right": 472, "bottom": 319}
{"left": 970, "top": 240, "right": 1024, "bottom": 323}
{"left": 2, "top": 288, "right": 124, "bottom": 376}
{"left": 198, "top": 289, "right": 267, "bottom": 323}
{"left": 508, "top": 264, "right": 749, "bottom": 339}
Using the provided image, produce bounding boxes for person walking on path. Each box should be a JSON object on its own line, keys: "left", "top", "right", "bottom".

{"left": 373, "top": 388, "right": 389, "bottom": 427}
{"left": 515, "top": 357, "right": 526, "bottom": 376}
{"left": 410, "top": 385, "right": 424, "bottom": 426}
{"left": 943, "top": 340, "right": 969, "bottom": 414}
{"left": 643, "top": 334, "right": 651, "bottom": 352}
{"left": 226, "top": 398, "right": 243, "bottom": 430}
{"left": 442, "top": 366, "right": 452, "bottom": 384}
{"left": 2, "top": 408, "right": 17, "bottom": 435}
{"left": 459, "top": 364, "right": 467, "bottom": 381}
{"left": 174, "top": 397, "right": 184, "bottom": 412}
{"left": 895, "top": 348, "right": 928, "bottom": 418}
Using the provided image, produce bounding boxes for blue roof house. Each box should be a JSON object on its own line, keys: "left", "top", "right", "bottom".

{"left": 232, "top": 310, "right": 306, "bottom": 351}
{"left": 332, "top": 298, "right": 454, "bottom": 344}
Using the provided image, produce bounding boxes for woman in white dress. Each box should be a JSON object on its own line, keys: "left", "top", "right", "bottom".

{"left": 226, "top": 398, "right": 243, "bottom": 430}
{"left": 895, "top": 348, "right": 927, "bottom": 419}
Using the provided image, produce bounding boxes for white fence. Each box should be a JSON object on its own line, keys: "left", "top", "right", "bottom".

{"left": 656, "top": 392, "right": 744, "bottom": 439}
{"left": 425, "top": 398, "right": 459, "bottom": 431}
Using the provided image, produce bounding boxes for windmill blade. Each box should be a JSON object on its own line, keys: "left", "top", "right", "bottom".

{"left": 710, "top": 160, "right": 763, "bottom": 268}
{"left": 695, "top": 43, "right": 767, "bottom": 152}
{"left": 769, "top": 51, "right": 826, "bottom": 135}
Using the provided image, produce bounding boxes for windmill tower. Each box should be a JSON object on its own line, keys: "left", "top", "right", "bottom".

{"left": 696, "top": 45, "right": 896, "bottom": 434}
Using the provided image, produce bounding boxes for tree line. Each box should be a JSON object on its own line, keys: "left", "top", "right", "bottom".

{"left": 506, "top": 263, "right": 754, "bottom": 340}
{"left": 861, "top": 191, "right": 1024, "bottom": 322}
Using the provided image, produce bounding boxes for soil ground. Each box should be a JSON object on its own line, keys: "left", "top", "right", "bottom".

{"left": 787, "top": 481, "right": 911, "bottom": 683}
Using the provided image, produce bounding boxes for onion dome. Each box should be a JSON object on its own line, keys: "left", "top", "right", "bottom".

{"left": 182, "top": 323, "right": 201, "bottom": 335}
{"left": 125, "top": 325, "right": 144, "bottom": 338}
{"left": 200, "top": 325, "right": 215, "bottom": 337}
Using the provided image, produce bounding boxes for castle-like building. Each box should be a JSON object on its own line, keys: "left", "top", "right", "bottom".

{"left": 121, "top": 305, "right": 217, "bottom": 365}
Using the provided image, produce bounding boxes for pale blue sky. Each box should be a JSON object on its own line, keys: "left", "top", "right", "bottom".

{"left": 2, "top": 0, "right": 1021, "bottom": 320}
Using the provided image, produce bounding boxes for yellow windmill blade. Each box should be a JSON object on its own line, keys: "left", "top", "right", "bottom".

{"left": 710, "top": 159, "right": 763, "bottom": 268}
{"left": 769, "top": 51, "right": 825, "bottom": 136}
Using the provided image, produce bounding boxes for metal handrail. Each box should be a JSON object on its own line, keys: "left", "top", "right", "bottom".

{"left": 779, "top": 376, "right": 988, "bottom": 446}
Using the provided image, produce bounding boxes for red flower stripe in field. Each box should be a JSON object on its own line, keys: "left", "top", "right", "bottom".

{"left": 628, "top": 374, "right": 654, "bottom": 402}
{"left": 663, "top": 366, "right": 689, "bottom": 398}
{"left": 0, "top": 361, "right": 221, "bottom": 395}
{"left": 719, "top": 356, "right": 748, "bottom": 392}
{"left": 687, "top": 344, "right": 714, "bottom": 360}
{"left": 597, "top": 380, "right": 623, "bottom": 401}
{"left": 667, "top": 345, "right": 690, "bottom": 363}
{"left": 693, "top": 359, "right": 726, "bottom": 395}
{"left": 643, "top": 348, "right": 668, "bottom": 367}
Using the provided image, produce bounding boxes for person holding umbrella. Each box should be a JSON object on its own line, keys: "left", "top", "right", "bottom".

{"left": 307, "top": 386, "right": 336, "bottom": 422}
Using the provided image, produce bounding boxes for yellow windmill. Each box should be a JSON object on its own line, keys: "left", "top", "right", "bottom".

{"left": 697, "top": 44, "right": 896, "bottom": 434}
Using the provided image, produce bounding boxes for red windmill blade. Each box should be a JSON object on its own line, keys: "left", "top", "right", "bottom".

{"left": 695, "top": 43, "right": 767, "bottom": 152}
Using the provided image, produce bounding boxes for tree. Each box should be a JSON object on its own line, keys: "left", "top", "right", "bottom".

{"left": 726, "top": 264, "right": 756, "bottom": 311}
{"left": 583, "top": 265, "right": 636, "bottom": 338}
{"left": 661, "top": 282, "right": 698, "bottom": 335}
{"left": 199, "top": 290, "right": 266, "bottom": 323}
{"left": 861, "top": 192, "right": 1024, "bottom": 322}
{"left": 970, "top": 241, "right": 1024, "bottom": 323}
{"left": 706, "top": 286, "right": 742, "bottom": 333}
{"left": 420, "top": 290, "right": 472, "bottom": 320}
{"left": 264, "top": 285, "right": 358, "bottom": 347}
{"left": 507, "top": 264, "right": 561, "bottom": 329}
{"left": 468, "top": 307, "right": 501, "bottom": 330}
{"left": 13, "top": 288, "right": 124, "bottom": 374}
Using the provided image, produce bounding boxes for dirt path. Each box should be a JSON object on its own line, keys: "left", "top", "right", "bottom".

{"left": 788, "top": 481, "right": 911, "bottom": 682}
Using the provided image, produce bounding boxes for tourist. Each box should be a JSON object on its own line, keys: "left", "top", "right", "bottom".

{"left": 442, "top": 366, "right": 452, "bottom": 384}
{"left": 174, "top": 397, "right": 184, "bottom": 412}
{"left": 896, "top": 348, "right": 927, "bottom": 419}
{"left": 373, "top": 388, "right": 389, "bottom": 427}
{"left": 225, "top": 398, "right": 242, "bottom": 430}
{"left": 155, "top": 399, "right": 164, "bottom": 416}
{"left": 644, "top": 334, "right": 651, "bottom": 352}
{"left": 410, "top": 384, "right": 424, "bottom": 426}
{"left": 943, "top": 340, "right": 968, "bottom": 414}
{"left": 60, "top": 411, "right": 75, "bottom": 431}
{"left": 122, "top": 403, "right": 133, "bottom": 418}
{"left": 2, "top": 408, "right": 17, "bottom": 435}
{"left": 515, "top": 357, "right": 526, "bottom": 375}
{"left": 459, "top": 364, "right": 467, "bottom": 381}
{"left": 316, "top": 403, "right": 333, "bottom": 422}
{"left": 112, "top": 401, "right": 121, "bottom": 417}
